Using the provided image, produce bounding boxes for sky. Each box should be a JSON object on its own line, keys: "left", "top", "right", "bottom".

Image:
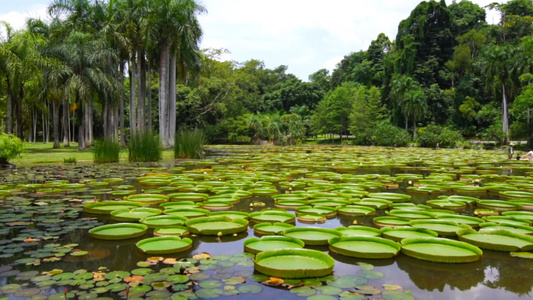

{"left": 0, "top": 0, "right": 507, "bottom": 81}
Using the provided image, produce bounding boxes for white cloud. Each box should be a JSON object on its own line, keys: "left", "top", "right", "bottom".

{"left": 0, "top": 4, "right": 48, "bottom": 39}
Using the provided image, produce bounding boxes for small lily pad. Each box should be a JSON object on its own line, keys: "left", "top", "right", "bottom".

{"left": 237, "top": 284, "right": 262, "bottom": 294}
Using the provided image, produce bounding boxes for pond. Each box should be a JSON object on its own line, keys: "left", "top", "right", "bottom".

{"left": 0, "top": 145, "right": 533, "bottom": 300}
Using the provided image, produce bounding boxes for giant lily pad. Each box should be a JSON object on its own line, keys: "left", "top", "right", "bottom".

{"left": 253, "top": 222, "right": 295, "bottom": 235}
{"left": 249, "top": 211, "right": 295, "bottom": 223}
{"left": 335, "top": 226, "right": 381, "bottom": 237}
{"left": 283, "top": 227, "right": 342, "bottom": 246}
{"left": 381, "top": 226, "right": 438, "bottom": 242}
{"left": 185, "top": 216, "right": 248, "bottom": 235}
{"left": 140, "top": 215, "right": 188, "bottom": 228}
{"left": 125, "top": 194, "right": 169, "bottom": 205}
{"left": 164, "top": 208, "right": 210, "bottom": 218}
{"left": 253, "top": 248, "right": 334, "bottom": 278}
{"left": 136, "top": 237, "right": 192, "bottom": 254}
{"left": 89, "top": 223, "right": 148, "bottom": 240}
{"left": 244, "top": 236, "right": 305, "bottom": 254}
{"left": 84, "top": 201, "right": 142, "bottom": 215}
{"left": 457, "top": 228, "right": 533, "bottom": 252}
{"left": 400, "top": 237, "right": 483, "bottom": 263}
{"left": 329, "top": 236, "right": 401, "bottom": 259}
{"left": 110, "top": 208, "right": 162, "bottom": 222}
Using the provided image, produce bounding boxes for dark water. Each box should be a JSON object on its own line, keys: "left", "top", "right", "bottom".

{"left": 1, "top": 146, "right": 533, "bottom": 299}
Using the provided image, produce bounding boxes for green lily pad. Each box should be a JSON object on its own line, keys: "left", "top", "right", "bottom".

{"left": 237, "top": 284, "right": 263, "bottom": 294}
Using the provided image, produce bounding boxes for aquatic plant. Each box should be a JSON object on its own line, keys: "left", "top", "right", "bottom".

{"left": 127, "top": 131, "right": 161, "bottom": 162}
{"left": 94, "top": 138, "right": 120, "bottom": 163}
{"left": 174, "top": 129, "right": 206, "bottom": 159}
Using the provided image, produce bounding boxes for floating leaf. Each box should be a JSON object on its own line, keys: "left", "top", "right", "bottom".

{"left": 222, "top": 276, "right": 246, "bottom": 285}
{"left": 151, "top": 281, "right": 171, "bottom": 289}
{"left": 308, "top": 295, "right": 338, "bottom": 300}
{"left": 167, "top": 274, "right": 190, "bottom": 284}
{"left": 316, "top": 286, "right": 343, "bottom": 295}
{"left": 383, "top": 284, "right": 404, "bottom": 291}
{"left": 261, "top": 277, "right": 284, "bottom": 286}
{"left": 124, "top": 275, "right": 144, "bottom": 283}
{"left": 70, "top": 250, "right": 88, "bottom": 256}
{"left": 195, "top": 288, "right": 223, "bottom": 299}
{"left": 357, "top": 262, "right": 374, "bottom": 271}
{"left": 290, "top": 286, "right": 316, "bottom": 297}
{"left": 357, "top": 270, "right": 385, "bottom": 279}
{"left": 356, "top": 285, "right": 382, "bottom": 295}
{"left": 163, "top": 258, "right": 179, "bottom": 265}
{"left": 237, "top": 284, "right": 262, "bottom": 294}
{"left": 42, "top": 269, "right": 63, "bottom": 276}
{"left": 1, "top": 283, "right": 21, "bottom": 293}
{"left": 511, "top": 252, "right": 533, "bottom": 259}
{"left": 131, "top": 268, "right": 154, "bottom": 276}
{"left": 193, "top": 252, "right": 212, "bottom": 260}
{"left": 338, "top": 291, "right": 366, "bottom": 300}
{"left": 382, "top": 290, "right": 415, "bottom": 300}
{"left": 327, "top": 276, "right": 368, "bottom": 289}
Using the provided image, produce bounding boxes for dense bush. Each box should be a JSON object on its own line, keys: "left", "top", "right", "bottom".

{"left": 94, "top": 138, "right": 120, "bottom": 163}
{"left": 417, "top": 124, "right": 464, "bottom": 148}
{"left": 0, "top": 134, "right": 23, "bottom": 163}
{"left": 175, "top": 129, "right": 206, "bottom": 159}
{"left": 128, "top": 131, "right": 161, "bottom": 162}
{"left": 370, "top": 122, "right": 411, "bottom": 147}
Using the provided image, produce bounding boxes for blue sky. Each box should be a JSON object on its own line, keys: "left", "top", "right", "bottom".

{"left": 1, "top": 0, "right": 506, "bottom": 80}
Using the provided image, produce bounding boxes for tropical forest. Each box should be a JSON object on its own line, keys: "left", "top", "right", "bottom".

{"left": 2, "top": 1, "right": 533, "bottom": 300}
{"left": 1, "top": 0, "right": 533, "bottom": 149}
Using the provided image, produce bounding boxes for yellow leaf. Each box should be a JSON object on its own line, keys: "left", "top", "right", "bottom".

{"left": 192, "top": 252, "right": 211, "bottom": 260}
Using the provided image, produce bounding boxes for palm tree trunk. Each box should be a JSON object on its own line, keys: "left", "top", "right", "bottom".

{"left": 53, "top": 100, "right": 60, "bottom": 148}
{"left": 169, "top": 53, "right": 177, "bottom": 147}
{"left": 62, "top": 87, "right": 70, "bottom": 147}
{"left": 502, "top": 83, "right": 509, "bottom": 143}
{"left": 159, "top": 41, "right": 170, "bottom": 148}
{"left": 6, "top": 78, "right": 12, "bottom": 134}
{"left": 129, "top": 66, "right": 137, "bottom": 136}
{"left": 16, "top": 84, "right": 23, "bottom": 139}
{"left": 137, "top": 48, "right": 146, "bottom": 133}
{"left": 147, "top": 60, "right": 152, "bottom": 131}
{"left": 413, "top": 118, "right": 417, "bottom": 139}
{"left": 119, "top": 63, "right": 125, "bottom": 145}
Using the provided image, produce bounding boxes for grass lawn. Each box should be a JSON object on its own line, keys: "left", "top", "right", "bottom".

{"left": 10, "top": 142, "right": 174, "bottom": 165}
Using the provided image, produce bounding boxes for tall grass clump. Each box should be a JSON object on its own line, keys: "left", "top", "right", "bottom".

{"left": 128, "top": 131, "right": 161, "bottom": 162}
{"left": 175, "top": 129, "right": 206, "bottom": 159}
{"left": 94, "top": 138, "right": 120, "bottom": 163}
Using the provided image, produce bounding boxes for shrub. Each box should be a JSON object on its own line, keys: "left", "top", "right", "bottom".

{"left": 175, "top": 129, "right": 206, "bottom": 159}
{"left": 417, "top": 124, "right": 464, "bottom": 148}
{"left": 370, "top": 122, "right": 411, "bottom": 147}
{"left": 94, "top": 138, "right": 120, "bottom": 163}
{"left": 128, "top": 131, "right": 161, "bottom": 162}
{"left": 0, "top": 134, "right": 23, "bottom": 163}
{"left": 63, "top": 157, "right": 77, "bottom": 164}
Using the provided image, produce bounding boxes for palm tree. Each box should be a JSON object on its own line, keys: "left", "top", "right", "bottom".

{"left": 47, "top": 0, "right": 120, "bottom": 150}
{"left": 404, "top": 89, "right": 427, "bottom": 139}
{"left": 0, "top": 22, "right": 40, "bottom": 139}
{"left": 149, "top": 0, "right": 205, "bottom": 148}
{"left": 478, "top": 45, "right": 517, "bottom": 143}
{"left": 390, "top": 75, "right": 421, "bottom": 131}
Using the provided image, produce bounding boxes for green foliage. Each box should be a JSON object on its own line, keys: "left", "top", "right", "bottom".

{"left": 417, "top": 124, "right": 464, "bottom": 148}
{"left": 128, "top": 131, "right": 161, "bottom": 162}
{"left": 175, "top": 129, "right": 206, "bottom": 159}
{"left": 0, "top": 134, "right": 23, "bottom": 163}
{"left": 94, "top": 138, "right": 120, "bottom": 163}
{"left": 311, "top": 83, "right": 356, "bottom": 137}
{"left": 370, "top": 122, "right": 412, "bottom": 147}
{"left": 63, "top": 157, "right": 77, "bottom": 164}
